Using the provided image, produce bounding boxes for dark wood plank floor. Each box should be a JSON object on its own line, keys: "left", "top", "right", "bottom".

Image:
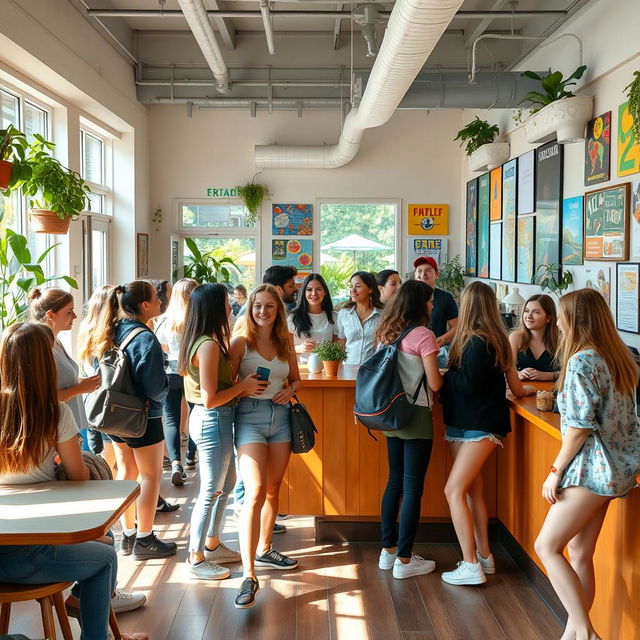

{"left": 6, "top": 463, "right": 562, "bottom": 640}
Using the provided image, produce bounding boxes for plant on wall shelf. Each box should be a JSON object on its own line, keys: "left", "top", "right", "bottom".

{"left": 453, "top": 117, "right": 500, "bottom": 156}
{"left": 437, "top": 255, "right": 466, "bottom": 300}
{"left": 533, "top": 263, "right": 573, "bottom": 298}
{"left": 179, "top": 237, "right": 240, "bottom": 284}
{"left": 624, "top": 70, "right": 640, "bottom": 142}
{"left": 237, "top": 176, "right": 271, "bottom": 225}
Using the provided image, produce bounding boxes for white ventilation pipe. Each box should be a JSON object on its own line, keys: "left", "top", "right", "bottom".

{"left": 260, "top": 0, "right": 276, "bottom": 54}
{"left": 255, "top": 0, "right": 464, "bottom": 169}
{"left": 177, "top": 0, "right": 231, "bottom": 94}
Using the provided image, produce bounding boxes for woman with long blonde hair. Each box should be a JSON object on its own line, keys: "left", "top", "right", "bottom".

{"left": 535, "top": 289, "right": 640, "bottom": 640}
{"left": 229, "top": 284, "right": 301, "bottom": 608}
{"left": 440, "top": 282, "right": 535, "bottom": 586}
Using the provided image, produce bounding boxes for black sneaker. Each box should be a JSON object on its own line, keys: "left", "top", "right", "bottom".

{"left": 162, "top": 456, "right": 171, "bottom": 470}
{"left": 254, "top": 547, "right": 298, "bottom": 570}
{"left": 185, "top": 457, "right": 196, "bottom": 470}
{"left": 156, "top": 496, "right": 180, "bottom": 512}
{"left": 133, "top": 532, "right": 177, "bottom": 560}
{"left": 119, "top": 531, "right": 136, "bottom": 556}
{"left": 171, "top": 462, "right": 185, "bottom": 486}
{"left": 272, "top": 522, "right": 286, "bottom": 534}
{"left": 234, "top": 577, "right": 259, "bottom": 609}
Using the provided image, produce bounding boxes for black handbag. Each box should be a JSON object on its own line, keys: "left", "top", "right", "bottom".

{"left": 289, "top": 396, "right": 318, "bottom": 454}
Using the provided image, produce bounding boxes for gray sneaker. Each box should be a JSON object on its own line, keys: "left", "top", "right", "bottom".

{"left": 133, "top": 533, "right": 177, "bottom": 560}
{"left": 254, "top": 547, "right": 298, "bottom": 570}
{"left": 171, "top": 462, "right": 185, "bottom": 486}
{"left": 119, "top": 531, "right": 136, "bottom": 556}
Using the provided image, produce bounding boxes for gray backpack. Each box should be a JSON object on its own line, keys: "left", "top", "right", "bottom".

{"left": 85, "top": 327, "right": 149, "bottom": 438}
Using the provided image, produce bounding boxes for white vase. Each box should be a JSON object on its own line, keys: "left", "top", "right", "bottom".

{"left": 523, "top": 96, "right": 593, "bottom": 144}
{"left": 307, "top": 353, "right": 323, "bottom": 374}
{"left": 468, "top": 142, "right": 510, "bottom": 172}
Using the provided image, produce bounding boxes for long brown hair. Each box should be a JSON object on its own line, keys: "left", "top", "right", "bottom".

{"left": 376, "top": 280, "right": 433, "bottom": 345}
{"left": 77, "top": 285, "right": 114, "bottom": 369}
{"left": 241, "top": 284, "right": 295, "bottom": 361}
{"left": 557, "top": 288, "right": 638, "bottom": 394}
{"left": 511, "top": 294, "right": 559, "bottom": 354}
{"left": 0, "top": 323, "right": 61, "bottom": 474}
{"left": 28, "top": 288, "right": 74, "bottom": 322}
{"left": 163, "top": 278, "right": 199, "bottom": 335}
{"left": 448, "top": 281, "right": 512, "bottom": 372}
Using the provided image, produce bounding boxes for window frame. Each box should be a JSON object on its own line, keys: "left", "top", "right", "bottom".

{"left": 80, "top": 127, "right": 112, "bottom": 216}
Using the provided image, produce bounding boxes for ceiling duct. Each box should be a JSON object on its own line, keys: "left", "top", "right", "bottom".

{"left": 254, "top": 0, "right": 465, "bottom": 169}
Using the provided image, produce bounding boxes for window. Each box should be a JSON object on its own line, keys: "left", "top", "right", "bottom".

{"left": 80, "top": 129, "right": 109, "bottom": 215}
{"left": 180, "top": 203, "right": 253, "bottom": 230}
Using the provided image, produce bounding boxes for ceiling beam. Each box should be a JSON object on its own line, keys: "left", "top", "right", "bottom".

{"left": 208, "top": 0, "right": 237, "bottom": 49}
{"left": 463, "top": 0, "right": 509, "bottom": 50}
{"left": 332, "top": 3, "right": 343, "bottom": 49}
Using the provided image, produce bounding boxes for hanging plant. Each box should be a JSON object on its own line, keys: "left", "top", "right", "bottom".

{"left": 624, "top": 70, "right": 640, "bottom": 142}
{"left": 237, "top": 175, "right": 271, "bottom": 225}
{"left": 453, "top": 117, "right": 500, "bottom": 156}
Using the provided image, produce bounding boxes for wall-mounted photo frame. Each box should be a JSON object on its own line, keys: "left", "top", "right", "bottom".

{"left": 584, "top": 182, "right": 630, "bottom": 260}
{"left": 490, "top": 166, "right": 502, "bottom": 221}
{"left": 516, "top": 216, "right": 535, "bottom": 284}
{"left": 584, "top": 111, "right": 611, "bottom": 186}
{"left": 136, "top": 233, "right": 149, "bottom": 277}
{"left": 629, "top": 179, "right": 640, "bottom": 258}
{"left": 489, "top": 222, "right": 502, "bottom": 280}
{"left": 517, "top": 150, "right": 535, "bottom": 215}
{"left": 535, "top": 141, "right": 563, "bottom": 274}
{"left": 466, "top": 178, "right": 478, "bottom": 276}
{"left": 562, "top": 196, "right": 584, "bottom": 265}
{"left": 477, "top": 173, "right": 490, "bottom": 278}
{"left": 501, "top": 159, "right": 517, "bottom": 281}
{"left": 616, "top": 262, "right": 640, "bottom": 333}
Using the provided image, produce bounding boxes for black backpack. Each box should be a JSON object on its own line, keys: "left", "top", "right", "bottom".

{"left": 354, "top": 326, "right": 427, "bottom": 431}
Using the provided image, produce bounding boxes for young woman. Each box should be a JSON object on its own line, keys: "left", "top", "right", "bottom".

{"left": 509, "top": 294, "right": 559, "bottom": 382}
{"left": 0, "top": 323, "right": 147, "bottom": 640}
{"left": 155, "top": 277, "right": 199, "bottom": 484}
{"left": 376, "top": 269, "right": 402, "bottom": 305}
{"left": 178, "top": 284, "right": 267, "bottom": 581}
{"left": 287, "top": 273, "right": 337, "bottom": 362}
{"left": 29, "top": 288, "right": 101, "bottom": 453}
{"left": 534, "top": 289, "right": 640, "bottom": 640}
{"left": 232, "top": 284, "right": 247, "bottom": 316}
{"left": 376, "top": 281, "right": 443, "bottom": 579}
{"left": 336, "top": 271, "right": 384, "bottom": 365}
{"left": 440, "top": 281, "right": 535, "bottom": 586}
{"left": 85, "top": 281, "right": 173, "bottom": 561}
{"left": 230, "top": 284, "right": 302, "bottom": 608}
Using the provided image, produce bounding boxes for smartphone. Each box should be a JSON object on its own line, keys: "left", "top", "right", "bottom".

{"left": 256, "top": 366, "right": 271, "bottom": 381}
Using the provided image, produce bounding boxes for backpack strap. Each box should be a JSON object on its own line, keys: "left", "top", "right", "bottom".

{"left": 119, "top": 326, "right": 150, "bottom": 351}
{"left": 392, "top": 324, "right": 423, "bottom": 346}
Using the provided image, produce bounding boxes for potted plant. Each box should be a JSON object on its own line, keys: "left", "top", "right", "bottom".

{"left": 518, "top": 65, "right": 592, "bottom": 144}
{"left": 178, "top": 237, "right": 240, "bottom": 284}
{"left": 237, "top": 176, "right": 271, "bottom": 225}
{"left": 624, "top": 70, "right": 640, "bottom": 142}
{"left": 454, "top": 117, "right": 509, "bottom": 172}
{"left": 533, "top": 263, "right": 573, "bottom": 298}
{"left": 313, "top": 339, "right": 348, "bottom": 377}
{"left": 0, "top": 126, "right": 30, "bottom": 191}
{"left": 436, "top": 255, "right": 466, "bottom": 301}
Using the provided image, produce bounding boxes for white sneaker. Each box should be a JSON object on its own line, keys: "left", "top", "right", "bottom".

{"left": 378, "top": 548, "right": 397, "bottom": 570}
{"left": 188, "top": 559, "right": 231, "bottom": 580}
{"left": 392, "top": 555, "right": 436, "bottom": 579}
{"left": 441, "top": 561, "right": 487, "bottom": 586}
{"left": 204, "top": 542, "right": 242, "bottom": 564}
{"left": 477, "top": 552, "right": 495, "bottom": 575}
{"left": 111, "top": 589, "right": 147, "bottom": 613}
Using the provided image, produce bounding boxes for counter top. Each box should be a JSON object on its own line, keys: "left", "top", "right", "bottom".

{"left": 508, "top": 382, "right": 561, "bottom": 440}
{"left": 299, "top": 364, "right": 357, "bottom": 387}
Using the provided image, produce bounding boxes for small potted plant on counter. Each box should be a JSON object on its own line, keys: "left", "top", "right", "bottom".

{"left": 0, "top": 125, "right": 30, "bottom": 191}
{"left": 313, "top": 339, "right": 348, "bottom": 377}
{"left": 454, "top": 117, "right": 508, "bottom": 172}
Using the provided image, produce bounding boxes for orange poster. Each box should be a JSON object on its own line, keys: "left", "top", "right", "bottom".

{"left": 490, "top": 166, "right": 502, "bottom": 221}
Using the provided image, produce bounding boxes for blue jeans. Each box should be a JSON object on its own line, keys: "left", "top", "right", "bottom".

{"left": 188, "top": 404, "right": 236, "bottom": 552}
{"left": 0, "top": 542, "right": 117, "bottom": 640}
{"left": 164, "top": 374, "right": 197, "bottom": 463}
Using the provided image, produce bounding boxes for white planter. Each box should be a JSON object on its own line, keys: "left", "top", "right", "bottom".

{"left": 468, "top": 142, "right": 510, "bottom": 172}
{"left": 523, "top": 96, "right": 593, "bottom": 145}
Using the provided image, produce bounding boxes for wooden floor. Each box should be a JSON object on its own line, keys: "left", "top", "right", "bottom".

{"left": 7, "top": 465, "right": 562, "bottom": 640}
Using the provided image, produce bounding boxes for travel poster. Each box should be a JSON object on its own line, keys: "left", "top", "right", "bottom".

{"left": 272, "top": 204, "right": 313, "bottom": 235}
{"left": 406, "top": 238, "right": 448, "bottom": 272}
{"left": 271, "top": 238, "right": 313, "bottom": 270}
{"left": 489, "top": 222, "right": 502, "bottom": 280}
{"left": 490, "top": 166, "right": 502, "bottom": 221}
{"left": 466, "top": 179, "right": 478, "bottom": 276}
{"left": 616, "top": 263, "right": 640, "bottom": 333}
{"left": 501, "top": 159, "right": 517, "bottom": 281}
{"left": 517, "top": 216, "right": 535, "bottom": 284}
{"left": 477, "top": 173, "right": 490, "bottom": 278}
{"left": 631, "top": 180, "right": 640, "bottom": 258}
{"left": 617, "top": 102, "right": 640, "bottom": 178}
{"left": 584, "top": 111, "right": 611, "bottom": 185}
{"left": 584, "top": 183, "right": 630, "bottom": 260}
{"left": 535, "top": 141, "right": 563, "bottom": 273}
{"left": 562, "top": 196, "right": 584, "bottom": 265}
{"left": 518, "top": 150, "right": 535, "bottom": 215}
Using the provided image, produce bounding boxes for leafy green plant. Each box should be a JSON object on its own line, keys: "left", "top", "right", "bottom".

{"left": 0, "top": 126, "right": 31, "bottom": 189}
{"left": 237, "top": 178, "right": 271, "bottom": 225}
{"left": 313, "top": 339, "right": 348, "bottom": 362}
{"left": 454, "top": 117, "right": 500, "bottom": 156}
{"left": 533, "top": 263, "right": 573, "bottom": 298}
{"left": 436, "top": 255, "right": 466, "bottom": 299}
{"left": 518, "top": 65, "right": 588, "bottom": 115}
{"left": 0, "top": 227, "right": 78, "bottom": 329}
{"left": 179, "top": 237, "right": 240, "bottom": 284}
{"left": 320, "top": 255, "right": 355, "bottom": 302}
{"left": 624, "top": 70, "right": 640, "bottom": 142}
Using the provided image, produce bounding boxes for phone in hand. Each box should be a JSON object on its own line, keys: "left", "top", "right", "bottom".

{"left": 256, "top": 366, "right": 271, "bottom": 381}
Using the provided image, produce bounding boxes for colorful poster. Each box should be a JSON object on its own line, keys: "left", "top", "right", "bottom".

{"left": 490, "top": 166, "right": 502, "bottom": 221}
{"left": 477, "top": 173, "right": 490, "bottom": 278}
{"left": 584, "top": 112, "right": 611, "bottom": 185}
{"left": 501, "top": 159, "right": 517, "bottom": 281}
{"left": 406, "top": 238, "right": 448, "bottom": 272}
{"left": 517, "top": 216, "right": 535, "bottom": 284}
{"left": 562, "top": 196, "right": 584, "bottom": 265}
{"left": 466, "top": 179, "right": 478, "bottom": 276}
{"left": 518, "top": 150, "right": 535, "bottom": 215}
{"left": 584, "top": 184, "right": 630, "bottom": 260}
{"left": 631, "top": 180, "right": 640, "bottom": 258}
{"left": 271, "top": 238, "right": 313, "bottom": 270}
{"left": 272, "top": 204, "right": 313, "bottom": 235}
{"left": 407, "top": 204, "right": 448, "bottom": 235}
{"left": 489, "top": 223, "right": 502, "bottom": 280}
{"left": 617, "top": 263, "right": 639, "bottom": 333}
{"left": 569, "top": 266, "right": 611, "bottom": 305}
{"left": 535, "top": 141, "right": 563, "bottom": 273}
{"left": 617, "top": 102, "right": 640, "bottom": 178}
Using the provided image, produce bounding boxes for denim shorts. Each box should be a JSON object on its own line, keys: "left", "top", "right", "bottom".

{"left": 234, "top": 397, "right": 291, "bottom": 446}
{"left": 445, "top": 426, "right": 504, "bottom": 447}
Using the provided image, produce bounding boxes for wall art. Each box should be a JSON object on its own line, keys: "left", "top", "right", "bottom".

{"left": 490, "top": 166, "right": 502, "bottom": 221}
{"left": 466, "top": 179, "right": 478, "bottom": 276}
{"left": 516, "top": 216, "right": 535, "bottom": 284}
{"left": 617, "top": 102, "right": 640, "bottom": 178}
{"left": 136, "top": 233, "right": 149, "bottom": 278}
{"left": 535, "top": 141, "right": 563, "bottom": 273}
{"left": 272, "top": 204, "right": 313, "bottom": 235}
{"left": 584, "top": 111, "right": 611, "bottom": 185}
{"left": 631, "top": 179, "right": 640, "bottom": 258}
{"left": 406, "top": 238, "right": 448, "bottom": 272}
{"left": 501, "top": 159, "right": 517, "bottom": 281}
{"left": 562, "top": 196, "right": 584, "bottom": 265}
{"left": 489, "top": 222, "right": 502, "bottom": 280}
{"left": 584, "top": 183, "right": 630, "bottom": 260}
{"left": 517, "top": 150, "right": 535, "bottom": 215}
{"left": 272, "top": 238, "right": 313, "bottom": 270}
{"left": 477, "top": 173, "right": 490, "bottom": 278}
{"left": 616, "top": 263, "right": 640, "bottom": 333}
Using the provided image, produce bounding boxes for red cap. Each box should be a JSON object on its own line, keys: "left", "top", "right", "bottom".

{"left": 413, "top": 256, "right": 438, "bottom": 271}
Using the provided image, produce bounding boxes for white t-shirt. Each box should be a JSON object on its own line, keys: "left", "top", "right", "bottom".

{"left": 238, "top": 346, "right": 290, "bottom": 400}
{"left": 155, "top": 316, "right": 181, "bottom": 373}
{"left": 287, "top": 311, "right": 337, "bottom": 362}
{"left": 0, "top": 403, "right": 79, "bottom": 484}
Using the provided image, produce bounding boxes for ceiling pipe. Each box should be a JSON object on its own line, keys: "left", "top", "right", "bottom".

{"left": 260, "top": 0, "right": 277, "bottom": 54}
{"left": 137, "top": 80, "right": 352, "bottom": 87}
{"left": 176, "top": 0, "right": 231, "bottom": 94}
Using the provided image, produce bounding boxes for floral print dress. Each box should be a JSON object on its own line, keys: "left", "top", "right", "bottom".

{"left": 557, "top": 349, "right": 640, "bottom": 497}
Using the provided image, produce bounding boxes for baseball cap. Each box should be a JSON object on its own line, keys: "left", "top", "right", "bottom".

{"left": 413, "top": 256, "right": 438, "bottom": 271}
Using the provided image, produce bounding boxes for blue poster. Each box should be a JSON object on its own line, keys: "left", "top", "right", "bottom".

{"left": 272, "top": 204, "right": 313, "bottom": 235}
{"left": 271, "top": 239, "right": 313, "bottom": 271}
{"left": 562, "top": 196, "right": 584, "bottom": 265}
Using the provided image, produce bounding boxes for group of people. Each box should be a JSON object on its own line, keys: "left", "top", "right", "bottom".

{"left": 0, "top": 254, "right": 637, "bottom": 640}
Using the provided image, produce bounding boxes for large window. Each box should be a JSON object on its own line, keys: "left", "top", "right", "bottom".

{"left": 80, "top": 128, "right": 110, "bottom": 215}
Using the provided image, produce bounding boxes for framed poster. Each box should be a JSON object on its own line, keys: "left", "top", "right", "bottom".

{"left": 407, "top": 204, "right": 448, "bottom": 235}
{"left": 616, "top": 263, "right": 640, "bottom": 333}
{"left": 466, "top": 179, "right": 478, "bottom": 276}
{"left": 477, "top": 173, "right": 490, "bottom": 278}
{"left": 272, "top": 204, "right": 313, "bottom": 235}
{"left": 631, "top": 180, "right": 640, "bottom": 258}
{"left": 584, "top": 183, "right": 630, "bottom": 260}
{"left": 584, "top": 111, "right": 611, "bottom": 186}
{"left": 562, "top": 196, "right": 584, "bottom": 265}
{"left": 517, "top": 216, "right": 535, "bottom": 284}
{"left": 617, "top": 102, "right": 640, "bottom": 178}
{"left": 489, "top": 223, "right": 502, "bottom": 280}
{"left": 535, "top": 141, "right": 563, "bottom": 273}
{"left": 271, "top": 238, "right": 313, "bottom": 270}
{"left": 406, "top": 238, "right": 448, "bottom": 272}
{"left": 569, "top": 266, "right": 611, "bottom": 305}
{"left": 136, "top": 233, "right": 149, "bottom": 277}
{"left": 490, "top": 166, "right": 502, "bottom": 221}
{"left": 517, "top": 150, "right": 535, "bottom": 215}
{"left": 171, "top": 239, "right": 179, "bottom": 282}
{"left": 501, "top": 159, "right": 517, "bottom": 281}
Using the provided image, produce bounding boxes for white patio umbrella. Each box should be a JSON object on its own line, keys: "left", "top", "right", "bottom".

{"left": 322, "top": 233, "right": 389, "bottom": 269}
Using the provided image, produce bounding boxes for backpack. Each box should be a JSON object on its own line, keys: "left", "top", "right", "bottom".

{"left": 85, "top": 327, "right": 150, "bottom": 438}
{"left": 354, "top": 326, "right": 427, "bottom": 431}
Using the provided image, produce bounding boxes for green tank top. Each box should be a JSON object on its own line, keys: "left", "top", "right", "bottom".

{"left": 184, "top": 335, "right": 237, "bottom": 407}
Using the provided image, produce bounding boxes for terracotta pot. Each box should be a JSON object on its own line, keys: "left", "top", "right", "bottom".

{"left": 0, "top": 160, "right": 13, "bottom": 189}
{"left": 322, "top": 360, "right": 341, "bottom": 377}
{"left": 30, "top": 209, "right": 72, "bottom": 235}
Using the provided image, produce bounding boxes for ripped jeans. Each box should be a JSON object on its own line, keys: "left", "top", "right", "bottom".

{"left": 188, "top": 404, "right": 236, "bottom": 553}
